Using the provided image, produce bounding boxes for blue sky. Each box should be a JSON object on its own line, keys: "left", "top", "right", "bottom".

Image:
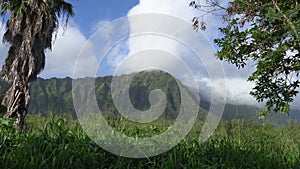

{"left": 0, "top": 0, "right": 284, "bottom": 107}
{"left": 71, "top": 0, "right": 139, "bottom": 37}
{"left": 0, "top": 0, "right": 297, "bottom": 110}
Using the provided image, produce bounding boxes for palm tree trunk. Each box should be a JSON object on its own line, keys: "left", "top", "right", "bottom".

{"left": 0, "top": 0, "right": 73, "bottom": 131}
{"left": 2, "top": 79, "right": 29, "bottom": 131}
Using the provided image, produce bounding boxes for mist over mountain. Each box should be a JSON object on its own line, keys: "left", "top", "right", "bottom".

{"left": 0, "top": 70, "right": 299, "bottom": 124}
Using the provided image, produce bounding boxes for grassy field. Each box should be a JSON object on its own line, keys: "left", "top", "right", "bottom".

{"left": 0, "top": 114, "right": 300, "bottom": 169}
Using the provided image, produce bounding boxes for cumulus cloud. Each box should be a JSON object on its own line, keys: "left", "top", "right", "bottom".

{"left": 121, "top": 0, "right": 214, "bottom": 76}
{"left": 40, "top": 23, "right": 98, "bottom": 78}
{"left": 128, "top": 0, "right": 195, "bottom": 21}
{"left": 113, "top": 0, "right": 259, "bottom": 106}
{"left": 0, "top": 20, "right": 100, "bottom": 79}
{"left": 0, "top": 21, "right": 98, "bottom": 78}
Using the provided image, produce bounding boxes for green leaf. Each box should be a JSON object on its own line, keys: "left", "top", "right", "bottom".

{"left": 0, "top": 117, "right": 16, "bottom": 125}
{"left": 258, "top": 109, "right": 269, "bottom": 120}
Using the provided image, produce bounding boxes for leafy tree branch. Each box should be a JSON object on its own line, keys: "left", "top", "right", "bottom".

{"left": 190, "top": 0, "right": 300, "bottom": 118}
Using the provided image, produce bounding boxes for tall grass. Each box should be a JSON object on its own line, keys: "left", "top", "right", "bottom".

{"left": 0, "top": 114, "right": 299, "bottom": 168}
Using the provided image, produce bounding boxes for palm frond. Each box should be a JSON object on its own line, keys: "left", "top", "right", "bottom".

{"left": 0, "top": 0, "right": 74, "bottom": 83}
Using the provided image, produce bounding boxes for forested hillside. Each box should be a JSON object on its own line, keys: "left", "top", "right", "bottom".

{"left": 0, "top": 71, "right": 298, "bottom": 123}
{"left": 0, "top": 71, "right": 207, "bottom": 119}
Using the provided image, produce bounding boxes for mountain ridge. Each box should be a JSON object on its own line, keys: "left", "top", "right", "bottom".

{"left": 0, "top": 71, "right": 299, "bottom": 124}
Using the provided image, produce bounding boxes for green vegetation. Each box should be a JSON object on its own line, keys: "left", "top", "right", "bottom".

{"left": 191, "top": 0, "right": 300, "bottom": 116}
{"left": 2, "top": 71, "right": 299, "bottom": 124}
{"left": 1, "top": 71, "right": 208, "bottom": 119}
{"left": 0, "top": 114, "right": 299, "bottom": 168}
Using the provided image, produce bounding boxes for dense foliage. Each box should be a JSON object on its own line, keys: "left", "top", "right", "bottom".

{"left": 191, "top": 0, "right": 300, "bottom": 117}
{"left": 0, "top": 114, "right": 299, "bottom": 168}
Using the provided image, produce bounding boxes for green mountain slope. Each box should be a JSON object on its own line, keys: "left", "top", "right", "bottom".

{"left": 0, "top": 70, "right": 298, "bottom": 124}
{"left": 0, "top": 71, "right": 207, "bottom": 119}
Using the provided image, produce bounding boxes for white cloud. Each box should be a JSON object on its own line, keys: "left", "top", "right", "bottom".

{"left": 40, "top": 23, "right": 98, "bottom": 78}
{"left": 128, "top": 0, "right": 195, "bottom": 21}
{"left": 219, "top": 78, "right": 257, "bottom": 106}
{"left": 0, "top": 20, "right": 100, "bottom": 79}
{"left": 91, "top": 20, "right": 112, "bottom": 33}
{"left": 0, "top": 23, "right": 10, "bottom": 67}
{"left": 117, "top": 0, "right": 260, "bottom": 106}
{"left": 106, "top": 42, "right": 129, "bottom": 69}
{"left": 87, "top": 17, "right": 131, "bottom": 76}
{"left": 119, "top": 0, "right": 209, "bottom": 76}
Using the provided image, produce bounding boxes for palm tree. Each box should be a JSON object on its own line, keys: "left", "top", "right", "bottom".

{"left": 0, "top": 0, "right": 74, "bottom": 131}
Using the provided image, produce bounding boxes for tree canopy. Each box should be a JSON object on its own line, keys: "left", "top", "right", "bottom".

{"left": 191, "top": 0, "right": 300, "bottom": 118}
